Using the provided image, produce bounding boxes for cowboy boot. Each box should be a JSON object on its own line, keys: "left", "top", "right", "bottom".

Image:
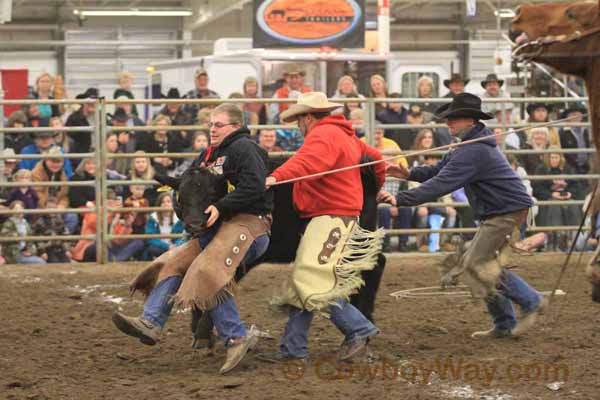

{"left": 112, "top": 312, "right": 162, "bottom": 345}
{"left": 220, "top": 335, "right": 259, "bottom": 374}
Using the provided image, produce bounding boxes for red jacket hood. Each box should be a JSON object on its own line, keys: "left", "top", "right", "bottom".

{"left": 309, "top": 114, "right": 355, "bottom": 137}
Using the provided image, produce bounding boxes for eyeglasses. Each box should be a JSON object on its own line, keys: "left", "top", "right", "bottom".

{"left": 208, "top": 122, "right": 237, "bottom": 129}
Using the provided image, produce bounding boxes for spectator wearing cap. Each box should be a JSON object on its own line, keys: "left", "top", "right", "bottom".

{"left": 113, "top": 71, "right": 139, "bottom": 116}
{"left": 480, "top": 73, "right": 511, "bottom": 115}
{"left": 31, "top": 146, "right": 78, "bottom": 234}
{"left": 559, "top": 103, "right": 590, "bottom": 178}
{"left": 243, "top": 76, "right": 268, "bottom": 125}
{"left": 184, "top": 68, "right": 220, "bottom": 117}
{"left": 369, "top": 74, "right": 389, "bottom": 114}
{"left": 443, "top": 74, "right": 469, "bottom": 99}
{"left": 18, "top": 129, "right": 73, "bottom": 179}
{"left": 416, "top": 76, "right": 437, "bottom": 113}
{"left": 0, "top": 148, "right": 18, "bottom": 199}
{"left": 31, "top": 72, "right": 60, "bottom": 119}
{"left": 65, "top": 88, "right": 98, "bottom": 167}
{"left": 5, "top": 110, "right": 30, "bottom": 152}
{"left": 269, "top": 66, "right": 311, "bottom": 122}
{"left": 526, "top": 103, "right": 561, "bottom": 147}
{"left": 376, "top": 92, "right": 408, "bottom": 147}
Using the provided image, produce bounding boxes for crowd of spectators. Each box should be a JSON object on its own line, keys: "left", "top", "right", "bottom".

{"left": 0, "top": 67, "right": 594, "bottom": 265}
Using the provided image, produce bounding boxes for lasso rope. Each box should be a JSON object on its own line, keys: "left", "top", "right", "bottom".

{"left": 271, "top": 114, "right": 584, "bottom": 186}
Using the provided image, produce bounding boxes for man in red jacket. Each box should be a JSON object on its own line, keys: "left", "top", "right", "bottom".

{"left": 259, "top": 92, "right": 385, "bottom": 364}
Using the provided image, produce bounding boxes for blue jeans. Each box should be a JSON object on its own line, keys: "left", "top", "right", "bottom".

{"left": 16, "top": 253, "right": 47, "bottom": 264}
{"left": 63, "top": 213, "right": 79, "bottom": 235}
{"left": 378, "top": 206, "right": 411, "bottom": 245}
{"left": 485, "top": 269, "right": 542, "bottom": 332}
{"left": 280, "top": 300, "right": 379, "bottom": 358}
{"left": 142, "top": 227, "right": 270, "bottom": 342}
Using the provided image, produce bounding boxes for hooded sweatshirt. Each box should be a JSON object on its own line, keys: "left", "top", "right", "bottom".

{"left": 396, "top": 122, "right": 533, "bottom": 219}
{"left": 271, "top": 115, "right": 385, "bottom": 218}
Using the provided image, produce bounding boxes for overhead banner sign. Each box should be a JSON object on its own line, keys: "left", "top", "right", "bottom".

{"left": 253, "top": 0, "right": 365, "bottom": 48}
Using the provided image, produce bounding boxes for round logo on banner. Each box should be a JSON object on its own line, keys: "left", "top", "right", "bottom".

{"left": 256, "top": 0, "right": 362, "bottom": 45}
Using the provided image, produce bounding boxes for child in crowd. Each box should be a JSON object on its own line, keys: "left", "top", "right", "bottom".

{"left": 4, "top": 169, "right": 38, "bottom": 222}
{"left": 144, "top": 192, "right": 185, "bottom": 259}
{"left": 32, "top": 196, "right": 71, "bottom": 263}
{"left": 124, "top": 184, "right": 150, "bottom": 234}
{"left": 1, "top": 200, "right": 46, "bottom": 264}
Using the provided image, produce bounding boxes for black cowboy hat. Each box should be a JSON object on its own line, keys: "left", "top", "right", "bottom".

{"left": 560, "top": 102, "right": 588, "bottom": 119}
{"left": 111, "top": 108, "right": 129, "bottom": 123}
{"left": 162, "top": 88, "right": 182, "bottom": 99}
{"left": 526, "top": 102, "right": 553, "bottom": 115}
{"left": 435, "top": 92, "right": 494, "bottom": 121}
{"left": 78, "top": 88, "right": 99, "bottom": 99}
{"left": 443, "top": 73, "right": 470, "bottom": 88}
{"left": 481, "top": 73, "right": 504, "bottom": 89}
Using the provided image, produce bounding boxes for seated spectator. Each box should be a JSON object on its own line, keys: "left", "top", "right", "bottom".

{"left": 243, "top": 76, "right": 267, "bottom": 125}
{"left": 51, "top": 116, "right": 72, "bottom": 153}
{"left": 258, "top": 129, "right": 283, "bottom": 153}
{"left": 31, "top": 146, "right": 77, "bottom": 234}
{"left": 493, "top": 105, "right": 522, "bottom": 149}
{"left": 269, "top": 66, "right": 311, "bottom": 123}
{"left": 113, "top": 71, "right": 139, "bottom": 116}
{"left": 363, "top": 125, "right": 411, "bottom": 252}
{"left": 526, "top": 103, "right": 560, "bottom": 146}
{"left": 71, "top": 190, "right": 144, "bottom": 262}
{"left": 443, "top": 73, "right": 469, "bottom": 99}
{"left": 343, "top": 94, "right": 362, "bottom": 120}
{"left": 409, "top": 155, "right": 456, "bottom": 252}
{"left": 124, "top": 184, "right": 150, "bottom": 235}
{"left": 559, "top": 103, "right": 590, "bottom": 175}
{"left": 349, "top": 108, "right": 365, "bottom": 138}
{"left": 4, "top": 169, "right": 38, "bottom": 222}
{"left": 145, "top": 192, "right": 185, "bottom": 259}
{"left": 0, "top": 148, "right": 18, "bottom": 199}
{"left": 157, "top": 88, "right": 193, "bottom": 127}
{"left": 65, "top": 88, "right": 98, "bottom": 168}
{"left": 416, "top": 76, "right": 437, "bottom": 113}
{"left": 1, "top": 200, "right": 46, "bottom": 264}
{"left": 18, "top": 130, "right": 73, "bottom": 179}
{"left": 105, "top": 132, "right": 129, "bottom": 179}
{"left": 171, "top": 130, "right": 210, "bottom": 177}
{"left": 137, "top": 114, "right": 181, "bottom": 175}
{"left": 228, "top": 92, "right": 260, "bottom": 135}
{"left": 114, "top": 95, "right": 144, "bottom": 127}
{"left": 369, "top": 74, "right": 389, "bottom": 114}
{"left": 5, "top": 110, "right": 31, "bottom": 152}
{"left": 31, "top": 196, "right": 71, "bottom": 263}
{"left": 31, "top": 72, "right": 60, "bottom": 118}
{"left": 68, "top": 158, "right": 96, "bottom": 209}
{"left": 405, "top": 105, "right": 428, "bottom": 147}
{"left": 127, "top": 152, "right": 157, "bottom": 205}
{"left": 480, "top": 73, "right": 511, "bottom": 115}
{"left": 333, "top": 76, "right": 364, "bottom": 115}
{"left": 533, "top": 147, "right": 582, "bottom": 251}
{"left": 24, "top": 102, "right": 49, "bottom": 131}
{"left": 376, "top": 92, "right": 408, "bottom": 148}
{"left": 195, "top": 107, "right": 212, "bottom": 128}
{"left": 110, "top": 108, "right": 138, "bottom": 154}
{"left": 494, "top": 127, "right": 517, "bottom": 151}
{"left": 407, "top": 128, "right": 435, "bottom": 167}
{"left": 522, "top": 127, "right": 551, "bottom": 174}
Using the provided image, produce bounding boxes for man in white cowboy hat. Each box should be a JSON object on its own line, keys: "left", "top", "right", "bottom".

{"left": 269, "top": 65, "right": 311, "bottom": 123}
{"left": 387, "top": 92, "right": 547, "bottom": 339}
{"left": 260, "top": 92, "right": 385, "bottom": 363}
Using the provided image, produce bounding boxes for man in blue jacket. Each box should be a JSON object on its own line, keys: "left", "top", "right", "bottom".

{"left": 388, "top": 93, "right": 547, "bottom": 338}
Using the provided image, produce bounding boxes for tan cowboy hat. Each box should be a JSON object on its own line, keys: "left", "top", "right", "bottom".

{"left": 280, "top": 92, "right": 342, "bottom": 123}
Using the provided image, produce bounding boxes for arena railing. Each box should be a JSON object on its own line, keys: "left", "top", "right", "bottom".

{"left": 0, "top": 95, "right": 595, "bottom": 264}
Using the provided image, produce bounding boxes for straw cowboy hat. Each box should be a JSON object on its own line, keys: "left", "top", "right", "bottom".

{"left": 280, "top": 92, "right": 342, "bottom": 123}
{"left": 435, "top": 92, "right": 494, "bottom": 121}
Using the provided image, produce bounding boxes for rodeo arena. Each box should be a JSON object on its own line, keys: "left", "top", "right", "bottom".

{"left": 4, "top": 0, "right": 600, "bottom": 399}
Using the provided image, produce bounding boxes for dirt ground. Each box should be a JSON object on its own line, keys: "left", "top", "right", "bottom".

{"left": 1, "top": 253, "right": 600, "bottom": 400}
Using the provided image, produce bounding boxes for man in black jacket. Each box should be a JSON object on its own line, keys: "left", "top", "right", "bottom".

{"left": 113, "top": 103, "right": 273, "bottom": 374}
{"left": 65, "top": 88, "right": 98, "bottom": 169}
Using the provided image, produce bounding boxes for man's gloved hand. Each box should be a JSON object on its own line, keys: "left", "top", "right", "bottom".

{"left": 154, "top": 174, "right": 181, "bottom": 190}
